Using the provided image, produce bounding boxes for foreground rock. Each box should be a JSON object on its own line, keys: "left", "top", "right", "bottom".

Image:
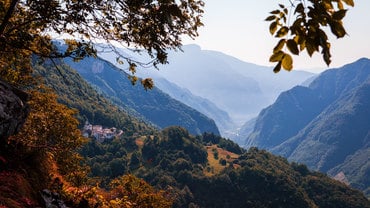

{"left": 0, "top": 79, "right": 29, "bottom": 140}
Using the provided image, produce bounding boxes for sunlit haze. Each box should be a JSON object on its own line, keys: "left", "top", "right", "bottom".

{"left": 183, "top": 0, "right": 370, "bottom": 73}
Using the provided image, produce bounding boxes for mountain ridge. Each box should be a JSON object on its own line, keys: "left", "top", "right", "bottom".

{"left": 244, "top": 58, "right": 370, "bottom": 196}
{"left": 153, "top": 77, "right": 235, "bottom": 134}
{"left": 98, "top": 44, "right": 314, "bottom": 139}
{"left": 62, "top": 54, "right": 220, "bottom": 136}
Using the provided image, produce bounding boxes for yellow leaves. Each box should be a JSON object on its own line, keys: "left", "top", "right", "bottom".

{"left": 269, "top": 51, "right": 293, "bottom": 72}
{"left": 269, "top": 22, "right": 278, "bottom": 35}
{"left": 63, "top": 39, "right": 97, "bottom": 62}
{"left": 128, "top": 75, "right": 138, "bottom": 86}
{"left": 1, "top": 0, "right": 204, "bottom": 89}
{"left": 64, "top": 39, "right": 79, "bottom": 47}
{"left": 281, "top": 53, "right": 293, "bottom": 71}
{"left": 269, "top": 51, "right": 285, "bottom": 63}
{"left": 127, "top": 62, "right": 155, "bottom": 89}
{"left": 265, "top": 15, "right": 276, "bottom": 22}
{"left": 329, "top": 20, "right": 347, "bottom": 38}
{"left": 10, "top": 85, "right": 85, "bottom": 156}
{"left": 129, "top": 63, "right": 136, "bottom": 74}
{"left": 342, "top": 0, "right": 354, "bottom": 7}
{"left": 273, "top": 61, "right": 282, "bottom": 73}
{"left": 294, "top": 3, "right": 305, "bottom": 14}
{"left": 141, "top": 78, "right": 154, "bottom": 90}
{"left": 332, "top": 10, "right": 348, "bottom": 21}
{"left": 60, "top": 174, "right": 172, "bottom": 208}
{"left": 286, "top": 39, "right": 299, "bottom": 55}
{"left": 322, "top": 47, "right": 332, "bottom": 66}
{"left": 266, "top": 0, "right": 354, "bottom": 72}
{"left": 275, "top": 26, "right": 289, "bottom": 38}
{"left": 273, "top": 39, "right": 286, "bottom": 53}
{"left": 305, "top": 38, "right": 318, "bottom": 57}
{"left": 109, "top": 175, "right": 173, "bottom": 208}
{"left": 270, "top": 38, "right": 296, "bottom": 71}
{"left": 322, "top": 0, "right": 334, "bottom": 10}
{"left": 337, "top": 0, "right": 344, "bottom": 9}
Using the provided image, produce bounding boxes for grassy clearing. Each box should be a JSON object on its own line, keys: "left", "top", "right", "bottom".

{"left": 204, "top": 145, "right": 240, "bottom": 176}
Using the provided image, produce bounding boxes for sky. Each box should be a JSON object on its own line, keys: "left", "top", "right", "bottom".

{"left": 182, "top": 0, "right": 370, "bottom": 73}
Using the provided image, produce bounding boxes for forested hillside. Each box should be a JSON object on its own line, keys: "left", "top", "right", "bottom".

{"left": 32, "top": 57, "right": 154, "bottom": 135}
{"left": 81, "top": 126, "right": 370, "bottom": 207}
{"left": 60, "top": 50, "right": 220, "bottom": 136}
{"left": 245, "top": 58, "right": 370, "bottom": 196}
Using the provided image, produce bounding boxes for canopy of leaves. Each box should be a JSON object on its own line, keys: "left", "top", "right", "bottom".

{"left": 0, "top": 0, "right": 204, "bottom": 88}
{"left": 267, "top": 0, "right": 354, "bottom": 72}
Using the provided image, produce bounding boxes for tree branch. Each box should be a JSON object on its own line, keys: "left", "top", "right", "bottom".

{"left": 0, "top": 0, "right": 19, "bottom": 36}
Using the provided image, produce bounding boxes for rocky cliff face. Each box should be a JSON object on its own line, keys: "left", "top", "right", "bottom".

{"left": 0, "top": 79, "right": 29, "bottom": 140}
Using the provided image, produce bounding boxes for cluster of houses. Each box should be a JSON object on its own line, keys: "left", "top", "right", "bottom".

{"left": 82, "top": 121, "right": 123, "bottom": 142}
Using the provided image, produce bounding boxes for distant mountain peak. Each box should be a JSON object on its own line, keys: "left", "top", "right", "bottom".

{"left": 244, "top": 58, "right": 370, "bottom": 196}
{"left": 182, "top": 44, "right": 202, "bottom": 51}
{"left": 95, "top": 41, "right": 314, "bottom": 140}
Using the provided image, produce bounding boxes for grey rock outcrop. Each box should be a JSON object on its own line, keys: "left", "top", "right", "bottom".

{"left": 0, "top": 79, "right": 29, "bottom": 139}
{"left": 41, "top": 189, "right": 68, "bottom": 208}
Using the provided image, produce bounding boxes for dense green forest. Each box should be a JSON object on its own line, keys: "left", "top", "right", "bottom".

{"left": 81, "top": 126, "right": 370, "bottom": 207}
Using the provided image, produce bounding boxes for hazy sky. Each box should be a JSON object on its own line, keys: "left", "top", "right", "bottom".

{"left": 183, "top": 0, "right": 370, "bottom": 73}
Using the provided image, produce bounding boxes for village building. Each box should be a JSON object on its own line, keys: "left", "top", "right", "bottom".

{"left": 82, "top": 121, "right": 123, "bottom": 142}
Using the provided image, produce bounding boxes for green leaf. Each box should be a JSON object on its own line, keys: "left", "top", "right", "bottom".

{"left": 273, "top": 39, "right": 286, "bottom": 53}
{"left": 275, "top": 26, "right": 289, "bottom": 37}
{"left": 265, "top": 15, "right": 276, "bottom": 21}
{"left": 332, "top": 10, "right": 347, "bottom": 20}
{"left": 287, "top": 39, "right": 299, "bottom": 55}
{"left": 342, "top": 0, "right": 354, "bottom": 7}
{"left": 269, "top": 22, "right": 278, "bottom": 35}
{"left": 269, "top": 51, "right": 285, "bottom": 62}
{"left": 282, "top": 54, "right": 293, "bottom": 71}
